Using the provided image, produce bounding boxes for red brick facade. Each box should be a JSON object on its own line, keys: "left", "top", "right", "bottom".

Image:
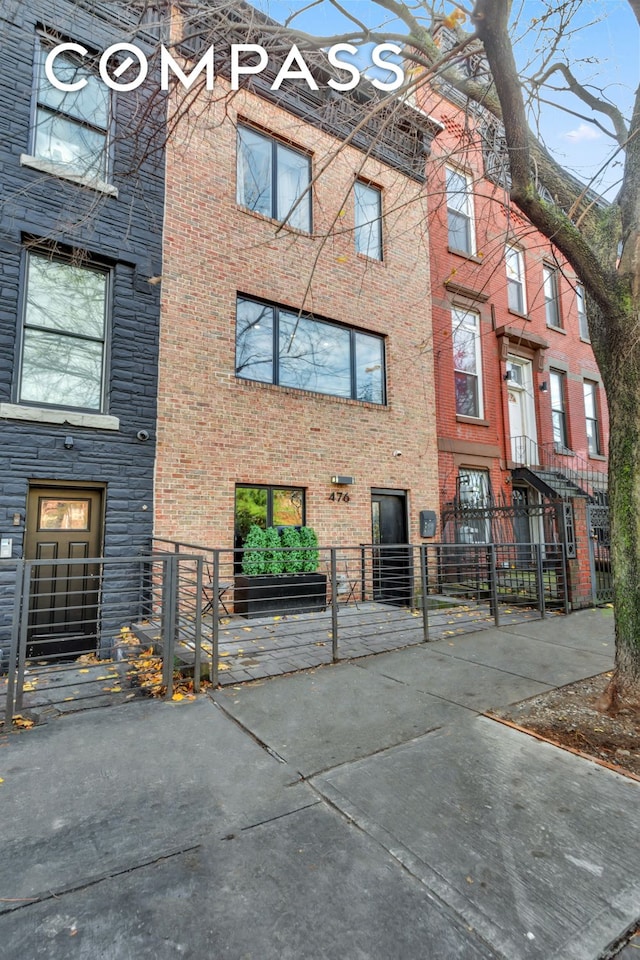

{"left": 155, "top": 81, "right": 440, "bottom": 549}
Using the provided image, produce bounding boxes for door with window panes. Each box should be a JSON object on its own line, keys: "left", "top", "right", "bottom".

{"left": 507, "top": 357, "right": 538, "bottom": 464}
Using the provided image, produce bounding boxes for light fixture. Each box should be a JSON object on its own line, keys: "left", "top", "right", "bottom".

{"left": 331, "top": 475, "right": 354, "bottom": 485}
{"left": 64, "top": 436, "right": 74, "bottom": 449}
{"left": 503, "top": 371, "right": 513, "bottom": 381}
{"left": 539, "top": 381, "right": 548, "bottom": 393}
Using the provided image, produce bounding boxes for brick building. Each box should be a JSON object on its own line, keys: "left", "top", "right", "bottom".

{"left": 154, "top": 39, "right": 442, "bottom": 558}
{"left": 0, "top": 1, "right": 164, "bottom": 652}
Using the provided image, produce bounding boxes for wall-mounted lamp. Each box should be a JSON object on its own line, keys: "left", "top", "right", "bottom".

{"left": 64, "top": 436, "right": 74, "bottom": 449}
{"left": 539, "top": 381, "right": 548, "bottom": 393}
{"left": 331, "top": 475, "right": 354, "bottom": 485}
{"left": 503, "top": 370, "right": 513, "bottom": 381}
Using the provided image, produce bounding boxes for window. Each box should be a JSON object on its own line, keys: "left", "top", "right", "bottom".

{"left": 235, "top": 297, "right": 385, "bottom": 404}
{"left": 505, "top": 245, "right": 526, "bottom": 314}
{"left": 237, "top": 125, "right": 311, "bottom": 232}
{"left": 354, "top": 181, "right": 382, "bottom": 259}
{"left": 550, "top": 370, "right": 568, "bottom": 448}
{"left": 452, "top": 308, "right": 483, "bottom": 418}
{"left": 33, "top": 35, "right": 110, "bottom": 180}
{"left": 446, "top": 167, "right": 475, "bottom": 255}
{"left": 18, "top": 251, "right": 108, "bottom": 411}
{"left": 576, "top": 284, "right": 589, "bottom": 340}
{"left": 584, "top": 380, "right": 601, "bottom": 456}
{"left": 235, "top": 485, "right": 305, "bottom": 547}
{"left": 543, "top": 264, "right": 562, "bottom": 328}
{"left": 457, "top": 468, "right": 491, "bottom": 542}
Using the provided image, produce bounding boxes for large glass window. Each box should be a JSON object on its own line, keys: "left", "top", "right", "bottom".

{"left": 354, "top": 181, "right": 382, "bottom": 259}
{"left": 446, "top": 167, "right": 475, "bottom": 255}
{"left": 543, "top": 264, "right": 562, "bottom": 328}
{"left": 33, "top": 36, "right": 110, "bottom": 180}
{"left": 19, "top": 252, "right": 108, "bottom": 410}
{"left": 237, "top": 125, "right": 311, "bottom": 232}
{"left": 234, "top": 485, "right": 305, "bottom": 547}
{"left": 506, "top": 244, "right": 526, "bottom": 314}
{"left": 235, "top": 297, "right": 385, "bottom": 404}
{"left": 576, "top": 284, "right": 589, "bottom": 341}
{"left": 584, "top": 380, "right": 601, "bottom": 456}
{"left": 550, "top": 370, "right": 568, "bottom": 448}
{"left": 452, "top": 308, "right": 483, "bottom": 418}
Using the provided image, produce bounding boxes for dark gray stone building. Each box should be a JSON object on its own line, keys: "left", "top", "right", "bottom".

{"left": 0, "top": 0, "right": 165, "bottom": 657}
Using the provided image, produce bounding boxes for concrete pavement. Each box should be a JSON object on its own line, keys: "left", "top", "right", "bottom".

{"left": 1, "top": 608, "right": 637, "bottom": 959}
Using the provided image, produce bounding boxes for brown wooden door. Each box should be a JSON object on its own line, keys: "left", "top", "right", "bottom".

{"left": 25, "top": 487, "right": 103, "bottom": 660}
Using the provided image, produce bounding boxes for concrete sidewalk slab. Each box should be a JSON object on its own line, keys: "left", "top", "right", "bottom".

{"left": 211, "top": 661, "right": 471, "bottom": 776}
{"left": 313, "top": 715, "right": 640, "bottom": 960}
{"left": 0, "top": 803, "right": 497, "bottom": 960}
{"left": 423, "top": 628, "right": 613, "bottom": 686}
{"left": 497, "top": 609, "right": 615, "bottom": 655}
{"left": 358, "top": 645, "right": 554, "bottom": 711}
{"left": 0, "top": 698, "right": 310, "bottom": 906}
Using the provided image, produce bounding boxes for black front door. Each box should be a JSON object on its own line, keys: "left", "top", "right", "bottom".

{"left": 25, "top": 486, "right": 104, "bottom": 660}
{"left": 371, "top": 492, "right": 411, "bottom": 604}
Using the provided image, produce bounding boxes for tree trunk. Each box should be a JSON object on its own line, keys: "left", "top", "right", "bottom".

{"left": 597, "top": 359, "right": 640, "bottom": 711}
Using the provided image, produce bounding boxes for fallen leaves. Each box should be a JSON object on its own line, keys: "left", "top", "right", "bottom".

{"left": 12, "top": 715, "right": 35, "bottom": 730}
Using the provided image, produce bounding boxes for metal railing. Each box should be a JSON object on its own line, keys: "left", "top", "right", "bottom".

{"left": 511, "top": 435, "right": 608, "bottom": 501}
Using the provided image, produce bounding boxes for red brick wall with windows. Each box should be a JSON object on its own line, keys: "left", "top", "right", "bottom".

{"left": 416, "top": 87, "right": 609, "bottom": 510}
{"left": 155, "top": 81, "right": 439, "bottom": 549}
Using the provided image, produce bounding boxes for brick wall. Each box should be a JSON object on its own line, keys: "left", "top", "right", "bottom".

{"left": 156, "top": 82, "right": 439, "bottom": 548}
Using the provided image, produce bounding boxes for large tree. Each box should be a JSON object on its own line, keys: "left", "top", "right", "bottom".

{"left": 261, "top": 0, "right": 637, "bottom": 708}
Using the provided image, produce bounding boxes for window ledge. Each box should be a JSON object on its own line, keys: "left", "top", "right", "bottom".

{"left": 588, "top": 452, "right": 607, "bottom": 462}
{"left": 456, "top": 415, "right": 490, "bottom": 427}
{"left": 356, "top": 251, "right": 385, "bottom": 266}
{"left": 0, "top": 403, "right": 119, "bottom": 430}
{"left": 554, "top": 445, "right": 574, "bottom": 456}
{"left": 447, "top": 246, "right": 483, "bottom": 264}
{"left": 237, "top": 204, "right": 311, "bottom": 236}
{"left": 546, "top": 323, "right": 566, "bottom": 334}
{"left": 20, "top": 155, "right": 118, "bottom": 198}
{"left": 580, "top": 336, "right": 592, "bottom": 345}
{"left": 508, "top": 308, "right": 530, "bottom": 321}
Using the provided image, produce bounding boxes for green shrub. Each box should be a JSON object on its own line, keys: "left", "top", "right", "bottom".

{"left": 241, "top": 525, "right": 267, "bottom": 575}
{"left": 299, "top": 527, "right": 319, "bottom": 572}
{"left": 264, "top": 526, "right": 285, "bottom": 575}
{"left": 281, "top": 527, "right": 303, "bottom": 573}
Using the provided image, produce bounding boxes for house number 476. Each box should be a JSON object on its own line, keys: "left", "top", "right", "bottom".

{"left": 328, "top": 491, "right": 350, "bottom": 502}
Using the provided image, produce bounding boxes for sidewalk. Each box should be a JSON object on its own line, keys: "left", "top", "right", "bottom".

{"left": 0, "top": 609, "right": 637, "bottom": 959}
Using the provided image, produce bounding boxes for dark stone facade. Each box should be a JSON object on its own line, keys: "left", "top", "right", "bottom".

{"left": 0, "top": 1, "right": 165, "bottom": 650}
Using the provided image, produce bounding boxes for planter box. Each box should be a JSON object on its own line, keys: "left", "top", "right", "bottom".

{"left": 234, "top": 572, "right": 327, "bottom": 618}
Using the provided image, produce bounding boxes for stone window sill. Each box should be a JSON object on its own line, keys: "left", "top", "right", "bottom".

{"left": 456, "top": 415, "right": 490, "bottom": 426}
{"left": 20, "top": 155, "right": 118, "bottom": 198}
{"left": 0, "top": 403, "right": 119, "bottom": 430}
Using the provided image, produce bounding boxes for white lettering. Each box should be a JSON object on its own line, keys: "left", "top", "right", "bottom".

{"left": 99, "top": 43, "right": 148, "bottom": 92}
{"left": 370, "top": 43, "right": 404, "bottom": 91}
{"left": 161, "top": 46, "right": 215, "bottom": 91}
{"left": 327, "top": 44, "right": 360, "bottom": 91}
{"left": 231, "top": 44, "right": 268, "bottom": 90}
{"left": 271, "top": 44, "right": 318, "bottom": 91}
{"left": 45, "top": 43, "right": 88, "bottom": 92}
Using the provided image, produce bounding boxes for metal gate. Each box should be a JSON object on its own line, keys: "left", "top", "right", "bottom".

{"left": 587, "top": 504, "right": 613, "bottom": 604}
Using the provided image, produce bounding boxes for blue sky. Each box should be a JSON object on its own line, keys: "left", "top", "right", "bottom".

{"left": 253, "top": 0, "right": 638, "bottom": 197}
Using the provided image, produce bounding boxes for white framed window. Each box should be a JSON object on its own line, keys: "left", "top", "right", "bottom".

{"left": 550, "top": 370, "right": 568, "bottom": 448}
{"left": 18, "top": 251, "right": 108, "bottom": 411}
{"left": 506, "top": 244, "right": 527, "bottom": 314}
{"left": 33, "top": 35, "right": 111, "bottom": 181}
{"left": 543, "top": 264, "right": 562, "bottom": 328}
{"left": 576, "top": 283, "right": 589, "bottom": 340}
{"left": 446, "top": 167, "right": 475, "bottom": 255}
{"left": 237, "top": 125, "right": 311, "bottom": 232}
{"left": 584, "top": 380, "right": 601, "bottom": 456}
{"left": 452, "top": 308, "right": 483, "bottom": 418}
{"left": 354, "top": 181, "right": 382, "bottom": 260}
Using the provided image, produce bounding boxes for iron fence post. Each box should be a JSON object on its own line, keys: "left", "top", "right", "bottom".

{"left": 193, "top": 556, "right": 203, "bottom": 693}
{"left": 161, "top": 555, "right": 177, "bottom": 698}
{"left": 5, "top": 561, "right": 26, "bottom": 726}
{"left": 420, "top": 545, "right": 430, "bottom": 642}
{"left": 534, "top": 544, "right": 546, "bottom": 619}
{"left": 330, "top": 547, "right": 339, "bottom": 661}
{"left": 211, "top": 550, "right": 220, "bottom": 687}
{"left": 488, "top": 545, "right": 500, "bottom": 627}
{"left": 561, "top": 544, "right": 571, "bottom": 615}
{"left": 14, "top": 561, "right": 32, "bottom": 714}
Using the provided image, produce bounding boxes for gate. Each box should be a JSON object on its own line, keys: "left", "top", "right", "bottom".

{"left": 587, "top": 504, "right": 613, "bottom": 604}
